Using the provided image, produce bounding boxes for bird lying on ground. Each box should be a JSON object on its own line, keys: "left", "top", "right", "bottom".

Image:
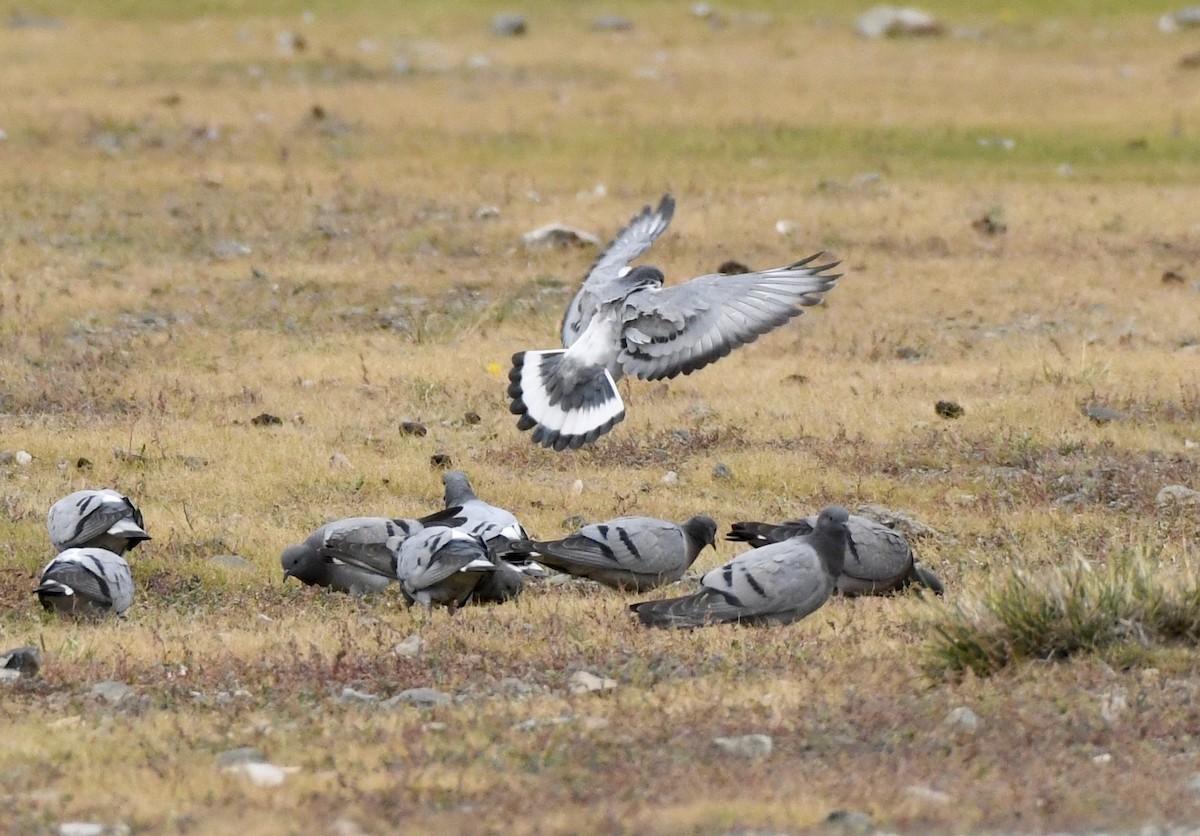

{"left": 36, "top": 547, "right": 134, "bottom": 617}
{"left": 47, "top": 489, "right": 150, "bottom": 555}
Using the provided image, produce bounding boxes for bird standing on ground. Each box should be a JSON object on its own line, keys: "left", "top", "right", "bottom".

{"left": 727, "top": 512, "right": 944, "bottom": 596}
{"left": 395, "top": 526, "right": 500, "bottom": 608}
{"left": 280, "top": 508, "right": 462, "bottom": 595}
{"left": 509, "top": 197, "right": 840, "bottom": 449}
{"left": 507, "top": 514, "right": 718, "bottom": 591}
{"left": 36, "top": 547, "right": 134, "bottom": 617}
{"left": 631, "top": 505, "right": 850, "bottom": 628}
{"left": 47, "top": 489, "right": 150, "bottom": 555}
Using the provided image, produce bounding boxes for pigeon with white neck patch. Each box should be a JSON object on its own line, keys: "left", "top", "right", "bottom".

{"left": 630, "top": 505, "right": 849, "bottom": 628}
{"left": 47, "top": 489, "right": 150, "bottom": 555}
{"left": 36, "top": 547, "right": 134, "bottom": 617}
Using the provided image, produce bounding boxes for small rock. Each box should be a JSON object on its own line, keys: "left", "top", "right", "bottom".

{"left": 671, "top": 429, "right": 692, "bottom": 443}
{"left": 513, "top": 715, "right": 572, "bottom": 732}
{"left": 0, "top": 669, "right": 21, "bottom": 684}
{"left": 256, "top": 613, "right": 273, "bottom": 623}
{"left": 1163, "top": 7, "right": 1200, "bottom": 31}
{"left": 943, "top": 706, "right": 979, "bottom": 732}
{"left": 684, "top": 402, "right": 713, "bottom": 420}
{"left": 775, "top": 220, "right": 797, "bottom": 235}
{"left": 571, "top": 479, "right": 584, "bottom": 496}
{"left": 592, "top": 15, "right": 633, "bottom": 31}
{"left": 223, "top": 761, "right": 298, "bottom": 786}
{"left": 661, "top": 470, "right": 679, "bottom": 487}
{"left": 58, "top": 824, "right": 129, "bottom": 836}
{"left": 824, "top": 809, "right": 874, "bottom": 832}
{"left": 935, "top": 400, "right": 964, "bottom": 419}
{"left": 475, "top": 206, "right": 499, "bottom": 220}
{"left": 1157, "top": 485, "right": 1200, "bottom": 507}
{"left": 212, "top": 240, "right": 252, "bottom": 260}
{"left": 568, "top": 670, "right": 617, "bottom": 695}
{"left": 972, "top": 208, "right": 1007, "bottom": 235}
{"left": 328, "top": 452, "right": 352, "bottom": 469}
{"left": 430, "top": 453, "right": 453, "bottom": 468}
{"left": 399, "top": 420, "right": 428, "bottom": 437}
{"left": 562, "top": 513, "right": 587, "bottom": 530}
{"left": 210, "top": 554, "right": 252, "bottom": 571}
{"left": 492, "top": 13, "right": 527, "bottom": 36}
{"left": 857, "top": 5, "right": 943, "bottom": 38}
{"left": 250, "top": 412, "right": 283, "bottom": 426}
{"left": 394, "top": 634, "right": 424, "bottom": 658}
{"left": 1, "top": 644, "right": 42, "bottom": 677}
{"left": 521, "top": 224, "right": 601, "bottom": 249}
{"left": 14, "top": 450, "right": 32, "bottom": 466}
{"left": 1100, "top": 690, "right": 1127, "bottom": 727}
{"left": 856, "top": 504, "right": 935, "bottom": 538}
{"left": 112, "top": 447, "right": 149, "bottom": 464}
{"left": 1162, "top": 269, "right": 1187, "bottom": 284}
{"left": 904, "top": 785, "right": 952, "bottom": 804}
{"left": 338, "top": 687, "right": 379, "bottom": 705}
{"left": 89, "top": 681, "right": 134, "bottom": 705}
{"left": 716, "top": 260, "right": 751, "bottom": 275}
{"left": 1092, "top": 752, "right": 1112, "bottom": 764}
{"left": 1085, "top": 404, "right": 1129, "bottom": 424}
{"left": 499, "top": 677, "right": 534, "bottom": 696}
{"left": 712, "top": 462, "right": 734, "bottom": 481}
{"left": 713, "top": 734, "right": 773, "bottom": 759}
{"left": 0, "top": 451, "right": 13, "bottom": 464}
{"left": 216, "top": 747, "right": 266, "bottom": 768}
{"left": 385, "top": 687, "right": 451, "bottom": 708}
{"left": 76, "top": 457, "right": 93, "bottom": 470}
{"left": 463, "top": 411, "right": 482, "bottom": 425}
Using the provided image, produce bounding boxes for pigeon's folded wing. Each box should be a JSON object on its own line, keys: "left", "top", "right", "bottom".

{"left": 562, "top": 194, "right": 675, "bottom": 347}
{"left": 319, "top": 518, "right": 419, "bottom": 578}
{"left": 618, "top": 254, "right": 840, "bottom": 380}
{"left": 700, "top": 543, "right": 826, "bottom": 618}
{"left": 535, "top": 518, "right": 684, "bottom": 573}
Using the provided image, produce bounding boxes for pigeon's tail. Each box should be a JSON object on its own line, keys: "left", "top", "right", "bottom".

{"left": 419, "top": 507, "right": 468, "bottom": 528}
{"left": 629, "top": 590, "right": 741, "bottom": 629}
{"left": 906, "top": 562, "right": 945, "bottom": 596}
{"left": 726, "top": 519, "right": 814, "bottom": 549}
{"left": 508, "top": 350, "right": 625, "bottom": 451}
{"left": 108, "top": 518, "right": 151, "bottom": 544}
{"left": 34, "top": 579, "right": 75, "bottom": 610}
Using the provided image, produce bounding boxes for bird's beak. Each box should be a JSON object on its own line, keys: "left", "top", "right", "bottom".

{"left": 282, "top": 570, "right": 293, "bottom": 583}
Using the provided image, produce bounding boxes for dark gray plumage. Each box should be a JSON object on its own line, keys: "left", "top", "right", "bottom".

{"left": 36, "top": 547, "right": 134, "bottom": 617}
{"left": 46, "top": 489, "right": 150, "bottom": 555}
{"left": 507, "top": 514, "right": 717, "bottom": 591}
{"left": 631, "top": 505, "right": 849, "bottom": 628}
{"left": 280, "top": 508, "right": 462, "bottom": 595}
{"left": 509, "top": 217, "right": 841, "bottom": 449}
{"left": 726, "top": 513, "right": 943, "bottom": 596}
{"left": 395, "top": 526, "right": 497, "bottom": 608}
{"left": 561, "top": 193, "right": 676, "bottom": 348}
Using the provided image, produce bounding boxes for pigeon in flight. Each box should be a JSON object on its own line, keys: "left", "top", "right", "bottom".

{"left": 509, "top": 198, "right": 841, "bottom": 449}
{"left": 506, "top": 514, "right": 717, "bottom": 591}
{"left": 36, "top": 547, "right": 134, "bottom": 617}
{"left": 727, "top": 512, "right": 943, "bottom": 596}
{"left": 280, "top": 508, "right": 462, "bottom": 595}
{"left": 631, "top": 505, "right": 849, "bottom": 628}
{"left": 47, "top": 489, "right": 150, "bottom": 555}
{"left": 394, "top": 526, "right": 500, "bottom": 608}
{"left": 561, "top": 193, "right": 676, "bottom": 348}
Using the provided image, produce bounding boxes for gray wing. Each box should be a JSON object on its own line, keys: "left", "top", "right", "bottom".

{"left": 457, "top": 499, "right": 528, "bottom": 544}
{"left": 398, "top": 527, "right": 493, "bottom": 592}
{"left": 617, "top": 254, "right": 840, "bottom": 380}
{"left": 47, "top": 490, "right": 140, "bottom": 551}
{"left": 534, "top": 517, "right": 687, "bottom": 574}
{"left": 562, "top": 194, "right": 675, "bottom": 347}
{"left": 839, "top": 515, "right": 914, "bottom": 584}
{"left": 40, "top": 549, "right": 134, "bottom": 613}
{"left": 699, "top": 539, "right": 828, "bottom": 620}
{"left": 319, "top": 517, "right": 423, "bottom": 578}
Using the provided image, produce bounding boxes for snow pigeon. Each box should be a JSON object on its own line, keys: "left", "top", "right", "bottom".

{"left": 506, "top": 514, "right": 718, "bottom": 591}
{"left": 726, "top": 512, "right": 943, "bottom": 596}
{"left": 36, "top": 547, "right": 134, "bottom": 617}
{"left": 394, "top": 526, "right": 500, "bottom": 608}
{"left": 561, "top": 193, "right": 676, "bottom": 348}
{"left": 441, "top": 470, "right": 529, "bottom": 546}
{"left": 47, "top": 489, "right": 150, "bottom": 555}
{"left": 509, "top": 219, "right": 841, "bottom": 448}
{"left": 631, "top": 505, "right": 849, "bottom": 628}
{"left": 280, "top": 508, "right": 463, "bottom": 595}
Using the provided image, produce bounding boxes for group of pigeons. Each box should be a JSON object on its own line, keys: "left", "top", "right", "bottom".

{"left": 34, "top": 472, "right": 943, "bottom": 629}
{"left": 31, "top": 195, "right": 944, "bottom": 628}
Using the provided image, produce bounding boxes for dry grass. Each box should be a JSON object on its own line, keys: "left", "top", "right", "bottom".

{"left": 1, "top": 1, "right": 1199, "bottom": 833}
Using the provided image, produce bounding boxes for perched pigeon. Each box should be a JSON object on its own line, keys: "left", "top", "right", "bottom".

{"left": 441, "top": 470, "right": 528, "bottom": 546}
{"left": 506, "top": 514, "right": 718, "bottom": 591}
{"left": 395, "top": 526, "right": 499, "bottom": 608}
{"left": 561, "top": 193, "right": 676, "bottom": 348}
{"left": 46, "top": 489, "right": 150, "bottom": 555}
{"left": 280, "top": 508, "right": 462, "bottom": 595}
{"left": 509, "top": 223, "right": 841, "bottom": 449}
{"left": 726, "top": 512, "right": 943, "bottom": 596}
{"left": 630, "top": 505, "right": 849, "bottom": 628}
{"left": 36, "top": 547, "right": 134, "bottom": 617}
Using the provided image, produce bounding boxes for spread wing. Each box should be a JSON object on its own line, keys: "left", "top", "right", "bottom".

{"left": 617, "top": 253, "right": 840, "bottom": 380}
{"left": 562, "top": 194, "right": 675, "bottom": 347}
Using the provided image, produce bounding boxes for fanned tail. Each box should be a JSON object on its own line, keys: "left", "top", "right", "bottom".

{"left": 508, "top": 350, "right": 625, "bottom": 450}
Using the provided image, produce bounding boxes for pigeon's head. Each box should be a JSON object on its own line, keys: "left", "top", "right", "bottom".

{"left": 280, "top": 543, "right": 320, "bottom": 584}
{"left": 441, "top": 470, "right": 475, "bottom": 505}
{"left": 683, "top": 515, "right": 719, "bottom": 556}
{"left": 814, "top": 505, "right": 850, "bottom": 533}
{"left": 622, "top": 265, "right": 665, "bottom": 291}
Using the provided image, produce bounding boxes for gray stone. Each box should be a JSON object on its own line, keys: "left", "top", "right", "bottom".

{"left": 904, "top": 785, "right": 952, "bottom": 804}
{"left": 1157, "top": 485, "right": 1200, "bottom": 507}
{"left": 568, "top": 670, "right": 617, "bottom": 695}
{"left": 521, "top": 223, "right": 600, "bottom": 249}
{"left": 1085, "top": 404, "right": 1130, "bottom": 424}
{"left": 393, "top": 635, "right": 424, "bottom": 658}
{"left": 825, "top": 809, "right": 874, "bottom": 832}
{"left": 492, "top": 13, "right": 527, "bottom": 36}
{"left": 58, "top": 825, "right": 130, "bottom": 836}
{"left": 855, "top": 504, "right": 936, "bottom": 539}
{"left": 592, "top": 15, "right": 633, "bottom": 31}
{"left": 385, "top": 687, "right": 451, "bottom": 708}
{"left": 943, "top": 705, "right": 980, "bottom": 732}
{"left": 713, "top": 733, "right": 773, "bottom": 759}
{"left": 216, "top": 746, "right": 266, "bottom": 768}
{"left": 210, "top": 554, "right": 252, "bottom": 570}
{"left": 856, "top": 6, "right": 944, "bottom": 39}
{"left": 338, "top": 687, "right": 380, "bottom": 705}
{"left": 88, "top": 681, "right": 134, "bottom": 705}
{"left": 712, "top": 462, "right": 734, "bottom": 481}
{"left": 498, "top": 677, "right": 534, "bottom": 696}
